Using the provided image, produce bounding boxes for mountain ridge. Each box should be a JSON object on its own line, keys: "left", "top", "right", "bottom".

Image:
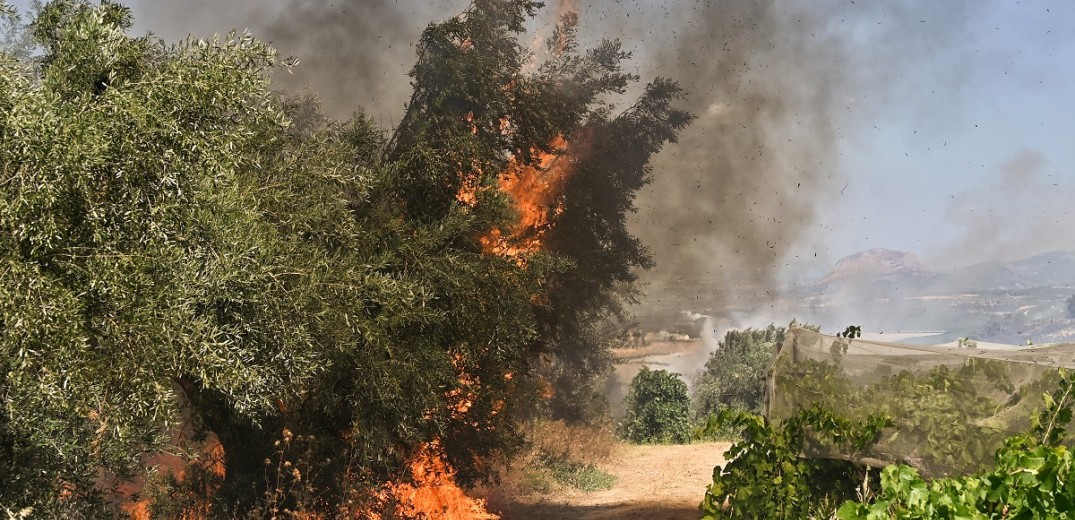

{"left": 812, "top": 249, "right": 1075, "bottom": 292}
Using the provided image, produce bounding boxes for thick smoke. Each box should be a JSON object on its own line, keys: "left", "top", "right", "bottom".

{"left": 131, "top": 1, "right": 466, "bottom": 121}
{"left": 620, "top": 0, "right": 986, "bottom": 323}
{"left": 623, "top": 0, "right": 850, "bottom": 320}
{"left": 127, "top": 0, "right": 994, "bottom": 324}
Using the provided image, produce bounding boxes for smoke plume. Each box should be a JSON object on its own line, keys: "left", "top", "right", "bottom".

{"left": 126, "top": 0, "right": 993, "bottom": 323}
{"left": 131, "top": 1, "right": 466, "bottom": 121}
{"left": 618, "top": 0, "right": 986, "bottom": 321}
{"left": 941, "top": 149, "right": 1075, "bottom": 265}
{"left": 622, "top": 0, "right": 849, "bottom": 317}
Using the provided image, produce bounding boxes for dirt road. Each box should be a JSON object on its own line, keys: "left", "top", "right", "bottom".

{"left": 486, "top": 442, "right": 731, "bottom": 519}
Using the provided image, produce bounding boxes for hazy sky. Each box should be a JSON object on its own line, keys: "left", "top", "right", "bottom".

{"left": 7, "top": 0, "right": 1075, "bottom": 284}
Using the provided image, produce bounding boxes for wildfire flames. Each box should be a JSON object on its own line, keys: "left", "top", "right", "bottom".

{"left": 373, "top": 353, "right": 505, "bottom": 519}
{"left": 120, "top": 127, "right": 574, "bottom": 520}
{"left": 381, "top": 132, "right": 580, "bottom": 517}
{"left": 463, "top": 134, "right": 576, "bottom": 261}
{"left": 123, "top": 4, "right": 581, "bottom": 514}
{"left": 120, "top": 396, "right": 226, "bottom": 520}
{"left": 444, "top": 23, "right": 580, "bottom": 519}
{"left": 372, "top": 440, "right": 499, "bottom": 520}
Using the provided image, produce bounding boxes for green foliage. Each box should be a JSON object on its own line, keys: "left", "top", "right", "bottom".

{"left": 838, "top": 325, "right": 862, "bottom": 339}
{"left": 699, "top": 406, "right": 890, "bottom": 520}
{"left": 692, "top": 413, "right": 743, "bottom": 442}
{"left": 0, "top": 0, "right": 692, "bottom": 514}
{"left": 0, "top": 0, "right": 312, "bottom": 511}
{"left": 541, "top": 457, "right": 617, "bottom": 492}
{"left": 837, "top": 369, "right": 1075, "bottom": 519}
{"left": 620, "top": 367, "right": 691, "bottom": 444}
{"left": 772, "top": 353, "right": 1034, "bottom": 476}
{"left": 1033, "top": 368, "right": 1075, "bottom": 447}
{"left": 693, "top": 325, "right": 789, "bottom": 417}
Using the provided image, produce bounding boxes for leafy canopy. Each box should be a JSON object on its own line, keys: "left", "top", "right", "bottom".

{"left": 0, "top": 0, "right": 693, "bottom": 515}
{"left": 621, "top": 367, "right": 691, "bottom": 444}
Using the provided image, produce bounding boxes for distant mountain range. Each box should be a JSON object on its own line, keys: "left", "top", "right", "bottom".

{"left": 809, "top": 248, "right": 1075, "bottom": 294}
{"left": 793, "top": 249, "right": 1075, "bottom": 344}
{"left": 635, "top": 248, "right": 1075, "bottom": 345}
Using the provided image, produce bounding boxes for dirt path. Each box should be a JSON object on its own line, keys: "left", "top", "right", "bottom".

{"left": 486, "top": 442, "right": 730, "bottom": 519}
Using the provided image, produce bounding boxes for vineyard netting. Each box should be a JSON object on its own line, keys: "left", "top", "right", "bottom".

{"left": 767, "top": 325, "right": 1075, "bottom": 477}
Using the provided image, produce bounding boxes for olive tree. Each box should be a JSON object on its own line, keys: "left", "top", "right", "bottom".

{"left": 0, "top": 0, "right": 323, "bottom": 512}
{"left": 0, "top": 0, "right": 692, "bottom": 514}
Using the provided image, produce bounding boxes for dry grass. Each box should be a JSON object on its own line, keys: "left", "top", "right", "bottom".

{"left": 525, "top": 419, "right": 617, "bottom": 466}
{"left": 490, "top": 419, "right": 618, "bottom": 496}
{"left": 486, "top": 442, "right": 733, "bottom": 520}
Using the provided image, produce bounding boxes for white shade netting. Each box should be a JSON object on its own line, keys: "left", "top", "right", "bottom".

{"left": 767, "top": 325, "right": 1075, "bottom": 477}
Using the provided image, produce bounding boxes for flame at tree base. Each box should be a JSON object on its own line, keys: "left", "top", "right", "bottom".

{"left": 372, "top": 440, "right": 499, "bottom": 520}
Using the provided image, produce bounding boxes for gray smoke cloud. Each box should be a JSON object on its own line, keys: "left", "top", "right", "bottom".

{"left": 124, "top": 0, "right": 994, "bottom": 324}
{"left": 130, "top": 0, "right": 466, "bottom": 121}
{"left": 621, "top": 0, "right": 986, "bottom": 322}
{"left": 941, "top": 149, "right": 1075, "bottom": 265}
{"left": 627, "top": 1, "right": 847, "bottom": 317}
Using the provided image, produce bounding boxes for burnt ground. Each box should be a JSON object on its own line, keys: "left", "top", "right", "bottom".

{"left": 483, "top": 442, "right": 730, "bottom": 520}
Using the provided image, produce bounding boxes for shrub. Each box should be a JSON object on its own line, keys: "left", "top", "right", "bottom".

{"left": 701, "top": 369, "right": 1075, "bottom": 519}
{"left": 837, "top": 368, "right": 1075, "bottom": 519}
{"left": 691, "top": 413, "right": 742, "bottom": 442}
{"left": 497, "top": 419, "right": 617, "bottom": 494}
{"left": 693, "top": 324, "right": 806, "bottom": 417}
{"left": 620, "top": 367, "right": 691, "bottom": 444}
{"left": 699, "top": 406, "right": 890, "bottom": 520}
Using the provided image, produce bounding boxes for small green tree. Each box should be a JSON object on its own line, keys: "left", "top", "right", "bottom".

{"left": 693, "top": 325, "right": 788, "bottom": 417}
{"left": 621, "top": 367, "right": 691, "bottom": 444}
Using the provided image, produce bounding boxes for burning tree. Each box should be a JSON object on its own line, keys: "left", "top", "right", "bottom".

{"left": 0, "top": 0, "right": 691, "bottom": 515}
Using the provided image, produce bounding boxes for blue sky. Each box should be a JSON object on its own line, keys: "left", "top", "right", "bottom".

{"left": 820, "top": 1, "right": 1075, "bottom": 270}
{"left": 6, "top": 0, "right": 1075, "bottom": 281}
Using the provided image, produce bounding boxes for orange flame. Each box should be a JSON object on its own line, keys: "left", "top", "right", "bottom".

{"left": 372, "top": 440, "right": 498, "bottom": 520}
{"left": 115, "top": 388, "right": 225, "bottom": 520}
{"left": 463, "top": 135, "right": 575, "bottom": 261}
{"left": 369, "top": 352, "right": 502, "bottom": 519}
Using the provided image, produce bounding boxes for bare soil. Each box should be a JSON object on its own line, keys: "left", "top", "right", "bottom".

{"left": 484, "top": 442, "right": 730, "bottom": 519}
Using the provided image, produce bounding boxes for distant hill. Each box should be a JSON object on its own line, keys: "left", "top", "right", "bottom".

{"left": 1007, "top": 251, "right": 1075, "bottom": 287}
{"left": 793, "top": 249, "right": 1075, "bottom": 343}
{"left": 817, "top": 248, "right": 928, "bottom": 284}
{"left": 634, "top": 249, "right": 1075, "bottom": 344}
{"left": 809, "top": 249, "right": 1075, "bottom": 296}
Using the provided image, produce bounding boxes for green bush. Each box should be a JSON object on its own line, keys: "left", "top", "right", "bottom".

{"left": 837, "top": 369, "right": 1075, "bottom": 519}
{"left": 772, "top": 355, "right": 1038, "bottom": 476}
{"left": 691, "top": 412, "right": 744, "bottom": 442}
{"left": 621, "top": 367, "right": 691, "bottom": 444}
{"left": 693, "top": 325, "right": 785, "bottom": 416}
{"left": 699, "top": 405, "right": 890, "bottom": 520}
{"left": 700, "top": 369, "right": 1075, "bottom": 519}
{"left": 693, "top": 324, "right": 817, "bottom": 418}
